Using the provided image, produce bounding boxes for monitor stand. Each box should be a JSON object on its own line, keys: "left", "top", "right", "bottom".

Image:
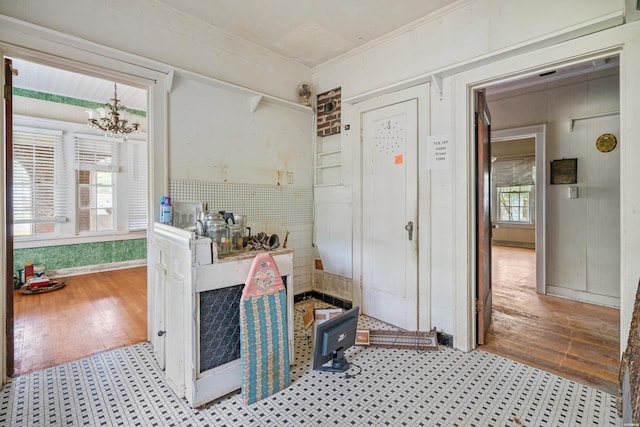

{"left": 316, "top": 349, "right": 350, "bottom": 373}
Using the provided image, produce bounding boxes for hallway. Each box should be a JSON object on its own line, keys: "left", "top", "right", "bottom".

{"left": 482, "top": 245, "right": 620, "bottom": 395}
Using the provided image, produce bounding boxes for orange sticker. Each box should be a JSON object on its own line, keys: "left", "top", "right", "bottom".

{"left": 395, "top": 154, "right": 403, "bottom": 165}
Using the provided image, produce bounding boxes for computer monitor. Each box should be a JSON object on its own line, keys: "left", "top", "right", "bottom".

{"left": 312, "top": 306, "right": 360, "bottom": 373}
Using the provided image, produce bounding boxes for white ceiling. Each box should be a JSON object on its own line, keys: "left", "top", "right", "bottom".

{"left": 154, "top": 0, "right": 460, "bottom": 67}
{"left": 10, "top": 57, "right": 149, "bottom": 111}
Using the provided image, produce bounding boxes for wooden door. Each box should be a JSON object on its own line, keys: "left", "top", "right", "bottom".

{"left": 476, "top": 90, "right": 492, "bottom": 345}
{"left": 362, "top": 99, "right": 418, "bottom": 330}
{"left": 4, "top": 58, "right": 15, "bottom": 376}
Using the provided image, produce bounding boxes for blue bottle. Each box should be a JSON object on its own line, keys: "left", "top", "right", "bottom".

{"left": 159, "top": 196, "right": 166, "bottom": 223}
{"left": 161, "top": 196, "right": 173, "bottom": 225}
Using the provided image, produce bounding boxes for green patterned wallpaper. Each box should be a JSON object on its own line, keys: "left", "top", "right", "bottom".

{"left": 13, "top": 88, "right": 147, "bottom": 117}
{"left": 14, "top": 239, "right": 147, "bottom": 275}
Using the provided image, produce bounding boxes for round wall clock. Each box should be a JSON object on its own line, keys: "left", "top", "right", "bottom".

{"left": 596, "top": 133, "right": 617, "bottom": 153}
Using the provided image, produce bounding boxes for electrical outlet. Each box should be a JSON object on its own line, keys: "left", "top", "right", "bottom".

{"left": 569, "top": 186, "right": 579, "bottom": 199}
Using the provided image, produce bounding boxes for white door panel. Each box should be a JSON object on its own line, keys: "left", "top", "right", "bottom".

{"left": 362, "top": 99, "right": 418, "bottom": 330}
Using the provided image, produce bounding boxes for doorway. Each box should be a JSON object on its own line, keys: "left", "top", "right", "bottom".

{"left": 475, "top": 57, "right": 621, "bottom": 393}
{"left": 5, "top": 56, "right": 150, "bottom": 375}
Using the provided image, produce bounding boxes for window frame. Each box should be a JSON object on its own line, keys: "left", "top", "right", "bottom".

{"left": 496, "top": 184, "right": 534, "bottom": 225}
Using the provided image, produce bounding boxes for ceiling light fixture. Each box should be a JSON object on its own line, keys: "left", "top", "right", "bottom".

{"left": 87, "top": 82, "right": 140, "bottom": 138}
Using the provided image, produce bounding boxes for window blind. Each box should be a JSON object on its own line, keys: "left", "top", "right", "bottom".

{"left": 13, "top": 127, "right": 67, "bottom": 225}
{"left": 492, "top": 156, "right": 535, "bottom": 187}
{"left": 75, "top": 134, "right": 147, "bottom": 232}
{"left": 127, "top": 140, "right": 148, "bottom": 231}
{"left": 74, "top": 134, "right": 120, "bottom": 172}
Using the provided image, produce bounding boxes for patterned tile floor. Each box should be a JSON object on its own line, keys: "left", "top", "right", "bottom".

{"left": 0, "top": 299, "right": 621, "bottom": 426}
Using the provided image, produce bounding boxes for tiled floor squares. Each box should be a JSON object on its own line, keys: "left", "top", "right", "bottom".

{"left": 0, "top": 299, "right": 621, "bottom": 426}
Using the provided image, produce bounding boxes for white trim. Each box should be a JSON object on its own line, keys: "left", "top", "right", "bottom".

{"left": 546, "top": 285, "right": 620, "bottom": 309}
{"left": 47, "top": 259, "right": 147, "bottom": 279}
{"left": 14, "top": 231, "right": 146, "bottom": 249}
{"left": 568, "top": 110, "right": 619, "bottom": 131}
{"left": 173, "top": 68, "right": 313, "bottom": 114}
{"left": 492, "top": 125, "right": 546, "bottom": 295}
{"left": 453, "top": 20, "right": 640, "bottom": 353}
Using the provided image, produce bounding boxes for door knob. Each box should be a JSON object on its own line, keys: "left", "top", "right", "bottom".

{"left": 405, "top": 221, "right": 414, "bottom": 241}
{"left": 157, "top": 330, "right": 166, "bottom": 337}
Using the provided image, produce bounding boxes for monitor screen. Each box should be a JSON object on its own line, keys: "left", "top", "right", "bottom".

{"left": 313, "top": 306, "right": 359, "bottom": 373}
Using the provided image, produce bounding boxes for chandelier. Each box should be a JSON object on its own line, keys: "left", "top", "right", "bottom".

{"left": 87, "top": 82, "right": 140, "bottom": 138}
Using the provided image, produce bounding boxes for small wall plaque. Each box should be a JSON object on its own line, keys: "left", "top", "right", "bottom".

{"left": 550, "top": 158, "right": 578, "bottom": 185}
{"left": 596, "top": 133, "right": 617, "bottom": 153}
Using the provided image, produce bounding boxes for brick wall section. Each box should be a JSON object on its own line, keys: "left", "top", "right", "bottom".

{"left": 316, "top": 87, "right": 341, "bottom": 137}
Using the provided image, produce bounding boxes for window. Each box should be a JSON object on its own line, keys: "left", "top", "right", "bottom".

{"left": 12, "top": 120, "right": 147, "bottom": 242}
{"left": 497, "top": 185, "right": 533, "bottom": 223}
{"left": 492, "top": 156, "right": 535, "bottom": 224}
{"left": 75, "top": 135, "right": 119, "bottom": 233}
{"left": 12, "top": 127, "right": 67, "bottom": 237}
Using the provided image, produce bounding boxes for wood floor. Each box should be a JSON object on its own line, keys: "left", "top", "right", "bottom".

{"left": 482, "top": 245, "right": 620, "bottom": 395}
{"left": 12, "top": 266, "right": 147, "bottom": 376}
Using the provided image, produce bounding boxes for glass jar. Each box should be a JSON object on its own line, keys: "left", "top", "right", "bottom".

{"left": 228, "top": 224, "right": 244, "bottom": 253}
{"left": 208, "top": 221, "right": 230, "bottom": 255}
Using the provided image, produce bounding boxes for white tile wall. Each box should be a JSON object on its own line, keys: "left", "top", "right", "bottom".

{"left": 169, "top": 180, "right": 314, "bottom": 294}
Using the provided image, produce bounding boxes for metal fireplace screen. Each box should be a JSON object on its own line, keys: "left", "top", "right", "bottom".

{"left": 198, "top": 277, "right": 287, "bottom": 374}
{"left": 199, "top": 284, "right": 244, "bottom": 373}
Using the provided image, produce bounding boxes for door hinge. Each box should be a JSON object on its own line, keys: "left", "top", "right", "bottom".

{"left": 475, "top": 298, "right": 483, "bottom": 314}
{"left": 359, "top": 276, "right": 363, "bottom": 290}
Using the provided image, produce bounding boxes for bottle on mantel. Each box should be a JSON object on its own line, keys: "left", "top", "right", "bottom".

{"left": 160, "top": 196, "right": 173, "bottom": 225}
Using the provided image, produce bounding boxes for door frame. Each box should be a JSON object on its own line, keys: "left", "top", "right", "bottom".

{"left": 361, "top": 98, "right": 419, "bottom": 330}
{"left": 0, "top": 19, "right": 170, "bottom": 384}
{"left": 491, "top": 125, "right": 546, "bottom": 294}
{"left": 451, "top": 27, "right": 636, "bottom": 352}
{"left": 347, "top": 84, "right": 432, "bottom": 331}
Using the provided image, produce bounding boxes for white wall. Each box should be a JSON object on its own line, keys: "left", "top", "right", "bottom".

{"left": 168, "top": 74, "right": 313, "bottom": 187}
{"left": 312, "top": 0, "right": 637, "bottom": 350}
{"left": 488, "top": 70, "right": 620, "bottom": 307}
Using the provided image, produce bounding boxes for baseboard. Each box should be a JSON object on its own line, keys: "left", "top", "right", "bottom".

{"left": 294, "top": 291, "right": 353, "bottom": 310}
{"left": 492, "top": 240, "right": 535, "bottom": 249}
{"left": 546, "top": 285, "right": 620, "bottom": 308}
{"left": 47, "top": 259, "right": 147, "bottom": 279}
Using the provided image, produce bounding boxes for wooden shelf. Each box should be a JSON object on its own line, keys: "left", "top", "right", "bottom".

{"left": 317, "top": 149, "right": 342, "bottom": 157}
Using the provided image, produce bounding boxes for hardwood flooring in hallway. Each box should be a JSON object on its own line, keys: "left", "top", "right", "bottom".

{"left": 482, "top": 245, "right": 620, "bottom": 395}
{"left": 12, "top": 266, "right": 147, "bottom": 376}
